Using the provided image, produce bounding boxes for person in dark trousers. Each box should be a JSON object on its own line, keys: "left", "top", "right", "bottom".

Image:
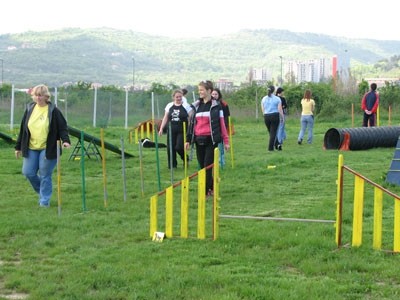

{"left": 158, "top": 89, "right": 192, "bottom": 169}
{"left": 261, "top": 85, "right": 284, "bottom": 151}
{"left": 211, "top": 87, "right": 230, "bottom": 167}
{"left": 15, "top": 84, "right": 71, "bottom": 207}
{"left": 361, "top": 83, "right": 379, "bottom": 127}
{"left": 185, "top": 80, "right": 229, "bottom": 196}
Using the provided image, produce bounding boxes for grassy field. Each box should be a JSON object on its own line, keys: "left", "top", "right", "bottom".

{"left": 1, "top": 115, "right": 400, "bottom": 300}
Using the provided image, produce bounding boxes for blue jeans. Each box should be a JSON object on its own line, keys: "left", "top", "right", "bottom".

{"left": 277, "top": 121, "right": 286, "bottom": 144}
{"left": 22, "top": 149, "right": 57, "bottom": 206}
{"left": 298, "top": 115, "right": 314, "bottom": 144}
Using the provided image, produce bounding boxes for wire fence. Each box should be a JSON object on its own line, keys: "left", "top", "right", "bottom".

{"left": 0, "top": 87, "right": 178, "bottom": 131}
{"left": 0, "top": 85, "right": 269, "bottom": 142}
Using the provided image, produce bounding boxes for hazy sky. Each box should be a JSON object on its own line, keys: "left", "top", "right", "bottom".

{"left": 1, "top": 0, "right": 398, "bottom": 41}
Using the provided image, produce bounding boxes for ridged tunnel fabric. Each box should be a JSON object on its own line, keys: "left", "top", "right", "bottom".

{"left": 324, "top": 126, "right": 400, "bottom": 150}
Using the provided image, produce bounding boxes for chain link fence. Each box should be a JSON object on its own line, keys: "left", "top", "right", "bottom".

{"left": 0, "top": 86, "right": 173, "bottom": 131}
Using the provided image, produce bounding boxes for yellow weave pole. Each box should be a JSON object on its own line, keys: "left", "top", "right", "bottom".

{"left": 128, "top": 130, "right": 133, "bottom": 144}
{"left": 352, "top": 176, "right": 365, "bottom": 247}
{"left": 388, "top": 105, "right": 392, "bottom": 126}
{"left": 56, "top": 140, "right": 62, "bottom": 216}
{"left": 146, "top": 121, "right": 151, "bottom": 139}
{"left": 335, "top": 154, "right": 344, "bottom": 247}
{"left": 183, "top": 122, "right": 187, "bottom": 178}
{"left": 100, "top": 128, "right": 108, "bottom": 208}
{"left": 180, "top": 177, "right": 189, "bottom": 238}
{"left": 228, "top": 116, "right": 234, "bottom": 168}
{"left": 213, "top": 148, "right": 220, "bottom": 240}
{"left": 134, "top": 128, "right": 138, "bottom": 144}
{"left": 373, "top": 188, "right": 383, "bottom": 250}
{"left": 197, "top": 168, "right": 206, "bottom": 239}
{"left": 140, "top": 124, "right": 145, "bottom": 141}
{"left": 377, "top": 105, "right": 380, "bottom": 127}
{"left": 152, "top": 120, "right": 155, "bottom": 143}
{"left": 351, "top": 103, "right": 354, "bottom": 128}
{"left": 150, "top": 195, "right": 158, "bottom": 238}
{"left": 165, "top": 186, "right": 174, "bottom": 238}
{"left": 394, "top": 198, "right": 400, "bottom": 252}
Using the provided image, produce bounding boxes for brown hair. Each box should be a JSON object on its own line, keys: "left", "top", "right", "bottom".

{"left": 172, "top": 89, "right": 183, "bottom": 98}
{"left": 198, "top": 80, "right": 213, "bottom": 91}
{"left": 212, "top": 88, "right": 222, "bottom": 100}
{"left": 304, "top": 89, "right": 312, "bottom": 100}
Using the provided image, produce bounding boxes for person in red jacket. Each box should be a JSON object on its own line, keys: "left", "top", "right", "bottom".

{"left": 185, "top": 80, "right": 229, "bottom": 196}
{"left": 361, "top": 83, "right": 379, "bottom": 127}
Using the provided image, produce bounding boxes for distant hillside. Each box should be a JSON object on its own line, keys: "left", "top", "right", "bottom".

{"left": 0, "top": 27, "right": 399, "bottom": 88}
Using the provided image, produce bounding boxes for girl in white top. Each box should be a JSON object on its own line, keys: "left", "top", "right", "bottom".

{"left": 159, "top": 90, "right": 192, "bottom": 168}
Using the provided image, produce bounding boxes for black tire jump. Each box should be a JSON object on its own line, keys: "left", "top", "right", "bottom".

{"left": 324, "top": 126, "right": 400, "bottom": 150}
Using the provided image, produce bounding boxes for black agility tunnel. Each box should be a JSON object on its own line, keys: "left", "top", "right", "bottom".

{"left": 324, "top": 126, "right": 400, "bottom": 150}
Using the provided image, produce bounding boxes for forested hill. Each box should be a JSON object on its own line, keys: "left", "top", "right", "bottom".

{"left": 0, "top": 27, "right": 399, "bottom": 88}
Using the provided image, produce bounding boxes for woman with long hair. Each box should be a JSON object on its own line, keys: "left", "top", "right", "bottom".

{"left": 261, "top": 85, "right": 284, "bottom": 151}
{"left": 297, "top": 89, "right": 315, "bottom": 144}
{"left": 185, "top": 80, "right": 229, "bottom": 196}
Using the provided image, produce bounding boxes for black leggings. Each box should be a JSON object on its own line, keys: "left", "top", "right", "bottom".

{"left": 167, "top": 130, "right": 185, "bottom": 168}
{"left": 195, "top": 139, "right": 217, "bottom": 193}
{"left": 264, "top": 113, "right": 280, "bottom": 151}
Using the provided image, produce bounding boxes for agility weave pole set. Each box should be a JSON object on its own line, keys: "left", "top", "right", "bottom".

{"left": 56, "top": 128, "right": 131, "bottom": 214}
{"left": 131, "top": 116, "right": 234, "bottom": 194}
{"left": 149, "top": 148, "right": 221, "bottom": 240}
{"left": 335, "top": 154, "right": 400, "bottom": 252}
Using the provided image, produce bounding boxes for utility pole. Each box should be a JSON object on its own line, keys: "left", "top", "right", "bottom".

{"left": 0, "top": 58, "right": 3, "bottom": 87}
{"left": 132, "top": 56, "right": 135, "bottom": 91}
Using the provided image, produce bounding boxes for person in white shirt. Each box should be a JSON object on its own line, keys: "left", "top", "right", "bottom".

{"left": 181, "top": 88, "right": 188, "bottom": 105}
{"left": 159, "top": 89, "right": 192, "bottom": 168}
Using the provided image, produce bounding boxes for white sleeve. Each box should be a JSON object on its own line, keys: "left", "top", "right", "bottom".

{"left": 165, "top": 102, "right": 173, "bottom": 112}
{"left": 183, "top": 102, "right": 192, "bottom": 113}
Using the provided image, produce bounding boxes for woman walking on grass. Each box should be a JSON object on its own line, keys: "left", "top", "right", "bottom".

{"left": 15, "top": 84, "right": 71, "bottom": 208}
{"left": 297, "top": 89, "right": 315, "bottom": 145}
{"left": 261, "top": 85, "right": 284, "bottom": 151}
{"left": 211, "top": 87, "right": 230, "bottom": 167}
{"left": 158, "top": 89, "right": 192, "bottom": 169}
{"left": 185, "top": 80, "right": 229, "bottom": 196}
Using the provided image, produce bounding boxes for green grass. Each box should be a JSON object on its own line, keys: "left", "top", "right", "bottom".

{"left": 1, "top": 116, "right": 400, "bottom": 299}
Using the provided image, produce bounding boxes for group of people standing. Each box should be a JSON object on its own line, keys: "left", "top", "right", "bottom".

{"left": 14, "top": 80, "right": 230, "bottom": 209}
{"left": 261, "top": 85, "right": 315, "bottom": 151}
{"left": 261, "top": 81, "right": 380, "bottom": 150}
{"left": 158, "top": 80, "right": 230, "bottom": 196}
{"left": 13, "top": 81, "right": 380, "bottom": 208}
